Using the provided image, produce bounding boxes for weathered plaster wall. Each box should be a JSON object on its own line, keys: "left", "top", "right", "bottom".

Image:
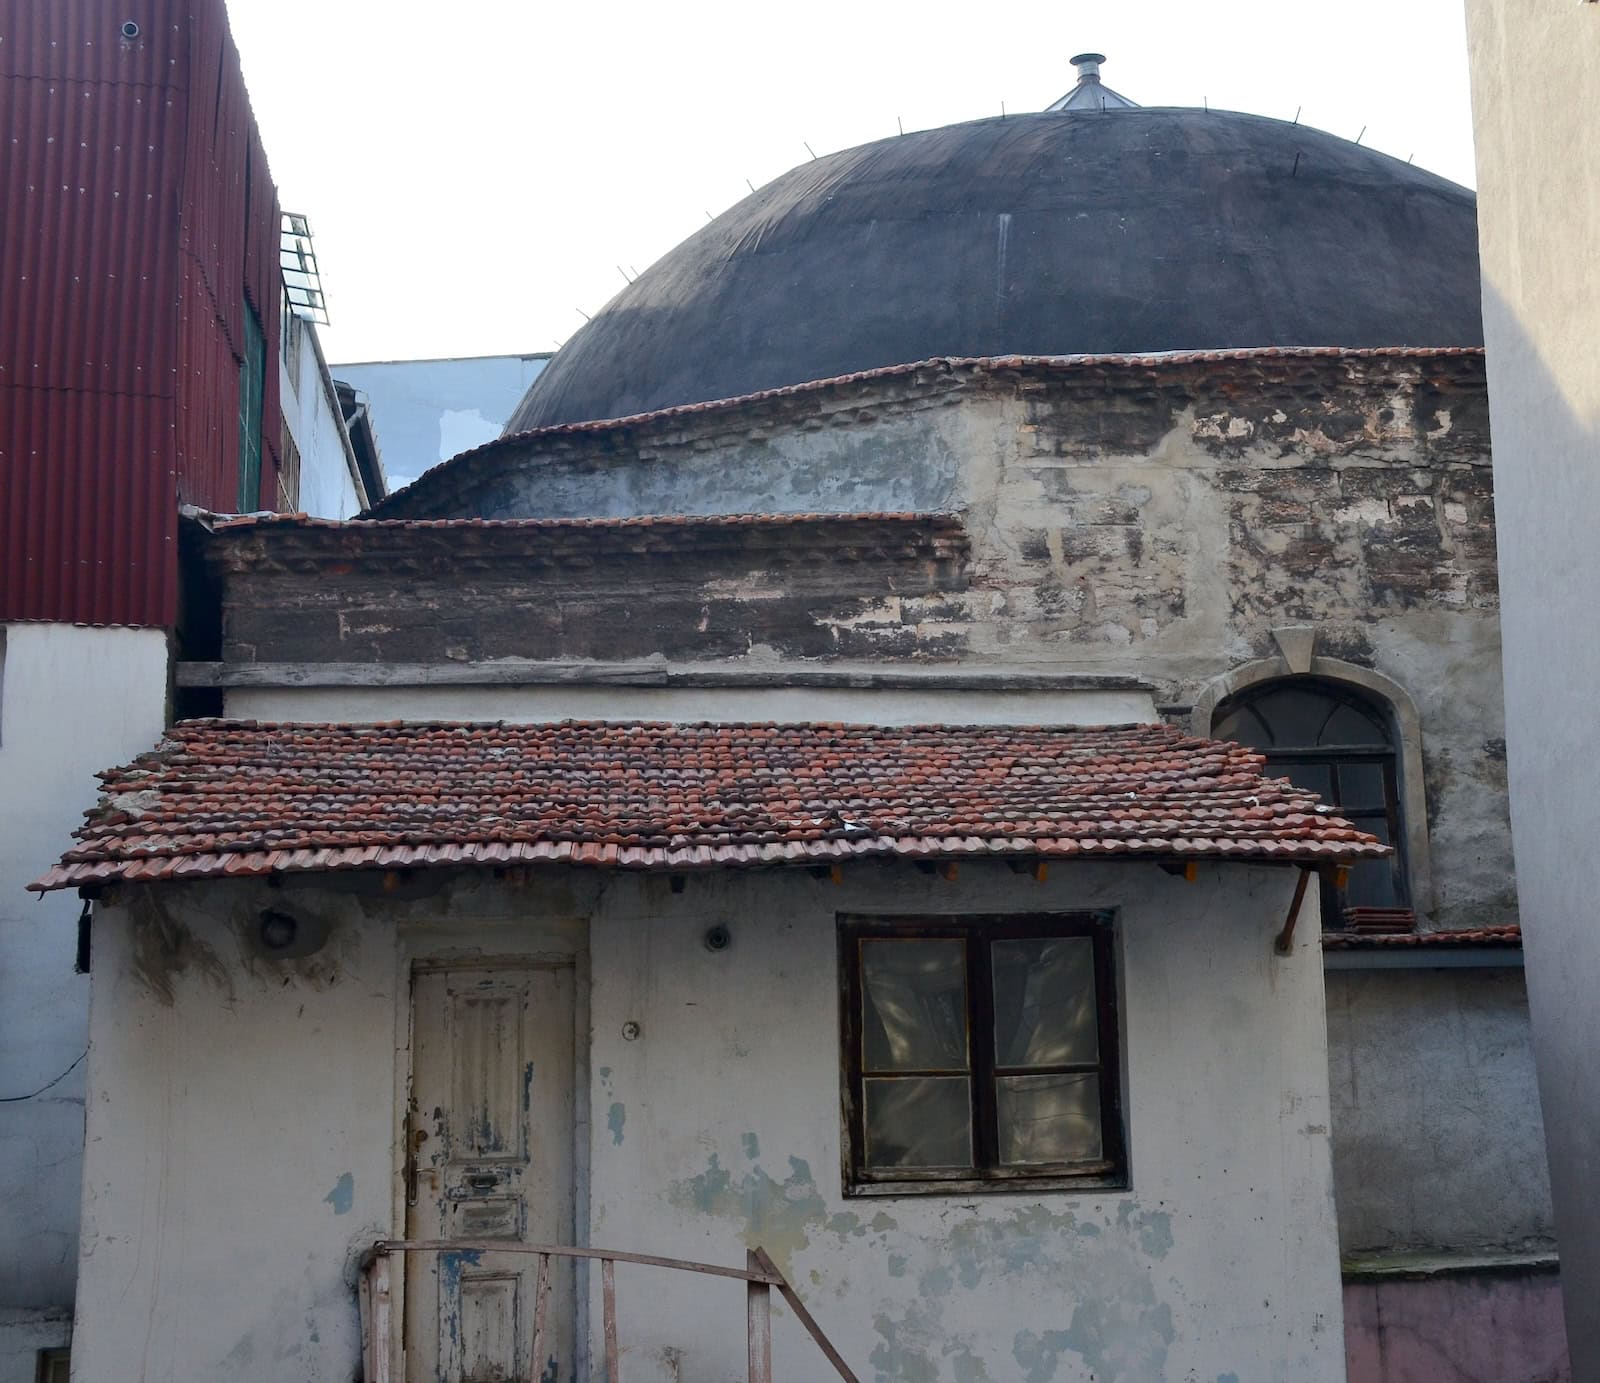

{"left": 1326, "top": 969, "right": 1552, "bottom": 1259}
{"left": 1467, "top": 4, "right": 1600, "bottom": 1373}
{"left": 219, "top": 517, "right": 968, "bottom": 666}
{"left": 72, "top": 858, "right": 1342, "bottom": 1383}
{"left": 72, "top": 883, "right": 400, "bottom": 1382}
{"left": 0, "top": 624, "right": 168, "bottom": 1380}
{"left": 587, "top": 860, "right": 1344, "bottom": 1383}
{"left": 224, "top": 358, "right": 1513, "bottom": 932}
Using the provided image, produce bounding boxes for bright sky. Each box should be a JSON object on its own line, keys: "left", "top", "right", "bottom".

{"left": 226, "top": 0, "right": 1477, "bottom": 366}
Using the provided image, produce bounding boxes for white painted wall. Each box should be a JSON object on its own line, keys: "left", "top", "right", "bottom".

{"left": 71, "top": 858, "right": 1344, "bottom": 1383}
{"left": 1466, "top": 3, "right": 1600, "bottom": 1372}
{"left": 282, "top": 320, "right": 364, "bottom": 520}
{"left": 331, "top": 354, "right": 550, "bottom": 490}
{"left": 223, "top": 683, "right": 1158, "bottom": 726}
{"left": 0, "top": 624, "right": 169, "bottom": 1380}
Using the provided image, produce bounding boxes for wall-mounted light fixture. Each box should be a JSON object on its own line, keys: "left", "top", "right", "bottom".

{"left": 258, "top": 909, "right": 298, "bottom": 952}
{"left": 250, "top": 907, "right": 329, "bottom": 959}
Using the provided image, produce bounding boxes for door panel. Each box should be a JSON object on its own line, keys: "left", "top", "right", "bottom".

{"left": 408, "top": 964, "right": 575, "bottom": 1383}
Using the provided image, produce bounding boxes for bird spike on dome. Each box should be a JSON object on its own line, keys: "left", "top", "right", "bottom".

{"left": 1046, "top": 51, "right": 1140, "bottom": 112}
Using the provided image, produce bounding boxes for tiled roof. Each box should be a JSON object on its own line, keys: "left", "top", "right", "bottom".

{"left": 33, "top": 720, "right": 1387, "bottom": 891}
{"left": 1322, "top": 926, "right": 1522, "bottom": 950}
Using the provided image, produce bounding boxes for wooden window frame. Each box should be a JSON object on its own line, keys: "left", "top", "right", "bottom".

{"left": 1215, "top": 678, "right": 1411, "bottom": 927}
{"left": 838, "top": 912, "right": 1126, "bottom": 1197}
{"left": 1261, "top": 747, "right": 1407, "bottom": 923}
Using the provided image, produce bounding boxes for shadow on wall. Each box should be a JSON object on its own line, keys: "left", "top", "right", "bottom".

{"left": 1443, "top": 279, "right": 1600, "bottom": 1383}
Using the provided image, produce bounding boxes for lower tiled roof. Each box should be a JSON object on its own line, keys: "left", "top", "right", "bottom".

{"left": 1322, "top": 926, "right": 1522, "bottom": 950}
{"left": 32, "top": 719, "right": 1388, "bottom": 891}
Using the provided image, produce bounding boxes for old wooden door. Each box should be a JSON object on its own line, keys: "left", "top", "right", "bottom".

{"left": 407, "top": 964, "right": 576, "bottom": 1383}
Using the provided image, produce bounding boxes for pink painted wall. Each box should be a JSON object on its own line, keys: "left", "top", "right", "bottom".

{"left": 1345, "top": 1272, "right": 1569, "bottom": 1382}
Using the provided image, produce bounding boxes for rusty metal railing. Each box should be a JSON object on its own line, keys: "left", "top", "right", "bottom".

{"left": 358, "top": 1239, "right": 859, "bottom": 1383}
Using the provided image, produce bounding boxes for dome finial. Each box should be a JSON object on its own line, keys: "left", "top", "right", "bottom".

{"left": 1071, "top": 52, "right": 1106, "bottom": 81}
{"left": 1047, "top": 52, "right": 1140, "bottom": 113}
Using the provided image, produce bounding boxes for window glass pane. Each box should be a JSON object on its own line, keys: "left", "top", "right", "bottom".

{"left": 1270, "top": 759, "right": 1332, "bottom": 799}
{"left": 861, "top": 939, "right": 967, "bottom": 1072}
{"left": 997, "top": 1073, "right": 1103, "bottom": 1165}
{"left": 1321, "top": 701, "right": 1388, "bottom": 747}
{"left": 992, "top": 938, "right": 1098, "bottom": 1068}
{"left": 1213, "top": 704, "right": 1271, "bottom": 748}
{"left": 863, "top": 1077, "right": 972, "bottom": 1168}
{"left": 1336, "top": 761, "right": 1389, "bottom": 809}
{"left": 1345, "top": 818, "right": 1400, "bottom": 909}
{"left": 1343, "top": 860, "right": 1401, "bottom": 909}
{"left": 1362, "top": 816, "right": 1393, "bottom": 847}
{"left": 1247, "top": 687, "right": 1341, "bottom": 745}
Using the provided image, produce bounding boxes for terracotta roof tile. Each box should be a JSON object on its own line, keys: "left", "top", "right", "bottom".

{"left": 1322, "top": 926, "right": 1522, "bottom": 950}
{"left": 32, "top": 719, "right": 1390, "bottom": 891}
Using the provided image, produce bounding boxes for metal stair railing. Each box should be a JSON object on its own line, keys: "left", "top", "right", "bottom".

{"left": 358, "top": 1238, "right": 860, "bottom": 1383}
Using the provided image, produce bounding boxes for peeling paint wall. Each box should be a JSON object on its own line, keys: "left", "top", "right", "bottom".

{"left": 72, "top": 859, "right": 1343, "bottom": 1382}
{"left": 70, "top": 884, "right": 399, "bottom": 1382}
{"left": 0, "top": 624, "right": 168, "bottom": 1381}
{"left": 586, "top": 861, "right": 1344, "bottom": 1383}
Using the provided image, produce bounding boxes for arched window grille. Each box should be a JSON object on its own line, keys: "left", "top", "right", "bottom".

{"left": 1213, "top": 678, "right": 1411, "bottom": 929}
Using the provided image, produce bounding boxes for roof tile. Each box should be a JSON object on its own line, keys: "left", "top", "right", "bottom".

{"left": 1322, "top": 926, "right": 1522, "bottom": 950}
{"left": 32, "top": 719, "right": 1389, "bottom": 891}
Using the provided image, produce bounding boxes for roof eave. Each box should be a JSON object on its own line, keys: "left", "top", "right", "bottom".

{"left": 33, "top": 840, "right": 1390, "bottom": 894}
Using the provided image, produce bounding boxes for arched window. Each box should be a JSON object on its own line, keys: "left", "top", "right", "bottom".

{"left": 1213, "top": 678, "right": 1410, "bottom": 928}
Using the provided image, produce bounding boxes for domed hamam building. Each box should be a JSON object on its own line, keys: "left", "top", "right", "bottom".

{"left": 50, "top": 58, "right": 1561, "bottom": 1383}
{"left": 513, "top": 57, "right": 1482, "bottom": 430}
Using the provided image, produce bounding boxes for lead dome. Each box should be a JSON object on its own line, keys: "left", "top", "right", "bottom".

{"left": 509, "top": 70, "right": 1482, "bottom": 432}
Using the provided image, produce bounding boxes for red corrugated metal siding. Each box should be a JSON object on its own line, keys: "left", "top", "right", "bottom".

{"left": 172, "top": 0, "right": 281, "bottom": 516}
{"left": 0, "top": 0, "right": 283, "bottom": 626}
{"left": 0, "top": 0, "right": 186, "bottom": 83}
{"left": 0, "top": 394, "right": 175, "bottom": 624}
